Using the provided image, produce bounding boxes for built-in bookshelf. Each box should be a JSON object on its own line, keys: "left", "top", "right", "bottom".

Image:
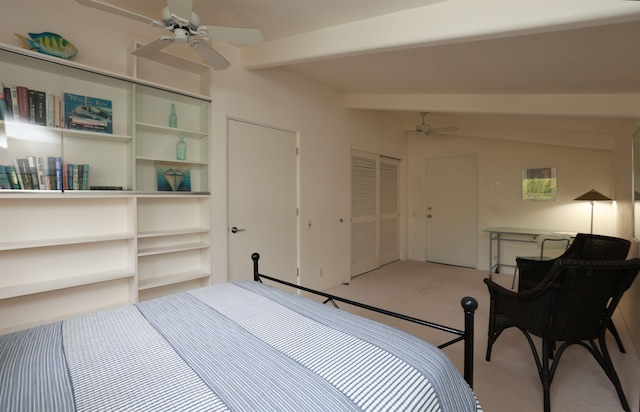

{"left": 0, "top": 43, "right": 211, "bottom": 334}
{"left": 136, "top": 194, "right": 211, "bottom": 301}
{"left": 134, "top": 84, "right": 209, "bottom": 192}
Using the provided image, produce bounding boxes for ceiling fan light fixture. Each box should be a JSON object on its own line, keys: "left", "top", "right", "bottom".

{"left": 416, "top": 123, "right": 431, "bottom": 134}
{"left": 161, "top": 7, "right": 173, "bottom": 26}
{"left": 174, "top": 28, "right": 189, "bottom": 43}
{"left": 196, "top": 26, "right": 210, "bottom": 40}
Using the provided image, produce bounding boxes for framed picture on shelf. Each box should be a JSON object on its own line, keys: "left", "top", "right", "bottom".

{"left": 64, "top": 93, "right": 113, "bottom": 134}
{"left": 156, "top": 161, "right": 191, "bottom": 192}
{"left": 522, "top": 167, "right": 557, "bottom": 201}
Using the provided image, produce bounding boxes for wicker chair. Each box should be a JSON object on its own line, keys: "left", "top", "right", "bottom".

{"left": 484, "top": 258, "right": 640, "bottom": 412}
{"left": 516, "top": 233, "right": 631, "bottom": 352}
{"left": 516, "top": 233, "right": 630, "bottom": 290}
{"left": 511, "top": 234, "right": 571, "bottom": 289}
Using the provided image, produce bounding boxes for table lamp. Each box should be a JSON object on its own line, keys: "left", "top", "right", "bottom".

{"left": 574, "top": 189, "right": 612, "bottom": 234}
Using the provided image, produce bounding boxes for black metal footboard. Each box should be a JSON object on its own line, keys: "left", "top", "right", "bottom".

{"left": 251, "top": 252, "right": 478, "bottom": 388}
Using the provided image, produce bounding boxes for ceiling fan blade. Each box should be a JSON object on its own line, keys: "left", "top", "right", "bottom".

{"left": 167, "top": 0, "right": 193, "bottom": 21}
{"left": 133, "top": 37, "right": 175, "bottom": 57}
{"left": 433, "top": 127, "right": 459, "bottom": 134}
{"left": 190, "top": 41, "right": 230, "bottom": 70}
{"left": 76, "top": 0, "right": 163, "bottom": 27}
{"left": 201, "top": 25, "right": 264, "bottom": 45}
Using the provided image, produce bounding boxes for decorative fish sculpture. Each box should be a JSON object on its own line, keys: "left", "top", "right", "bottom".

{"left": 15, "top": 32, "right": 78, "bottom": 60}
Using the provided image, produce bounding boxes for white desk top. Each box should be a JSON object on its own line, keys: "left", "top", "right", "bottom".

{"left": 483, "top": 227, "right": 577, "bottom": 237}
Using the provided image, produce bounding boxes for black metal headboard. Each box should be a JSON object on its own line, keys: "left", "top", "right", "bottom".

{"left": 251, "top": 252, "right": 478, "bottom": 388}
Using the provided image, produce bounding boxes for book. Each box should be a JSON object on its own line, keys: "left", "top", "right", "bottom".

{"left": 26, "top": 156, "right": 40, "bottom": 189}
{"left": 0, "top": 165, "right": 11, "bottom": 189}
{"left": 3, "top": 86, "right": 13, "bottom": 120}
{"left": 35, "top": 90, "right": 46, "bottom": 126}
{"left": 66, "top": 163, "right": 73, "bottom": 190}
{"left": 78, "top": 164, "right": 84, "bottom": 189}
{"left": 54, "top": 157, "right": 63, "bottom": 190}
{"left": 90, "top": 185, "right": 122, "bottom": 190}
{"left": 156, "top": 161, "right": 191, "bottom": 192}
{"left": 82, "top": 164, "right": 89, "bottom": 190}
{"left": 28, "top": 89, "right": 36, "bottom": 123}
{"left": 12, "top": 156, "right": 24, "bottom": 189}
{"left": 54, "top": 95, "right": 62, "bottom": 128}
{"left": 47, "top": 156, "right": 57, "bottom": 189}
{"left": 0, "top": 82, "right": 6, "bottom": 121}
{"left": 36, "top": 156, "right": 47, "bottom": 190}
{"left": 5, "top": 165, "right": 20, "bottom": 189}
{"left": 9, "top": 85, "right": 19, "bottom": 122}
{"left": 16, "top": 157, "right": 33, "bottom": 189}
{"left": 72, "top": 164, "right": 79, "bottom": 190}
{"left": 45, "top": 92, "right": 55, "bottom": 127}
{"left": 64, "top": 93, "right": 112, "bottom": 133}
{"left": 16, "top": 86, "right": 29, "bottom": 122}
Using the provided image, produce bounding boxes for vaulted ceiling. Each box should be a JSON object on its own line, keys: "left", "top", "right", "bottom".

{"left": 95, "top": 1, "right": 640, "bottom": 120}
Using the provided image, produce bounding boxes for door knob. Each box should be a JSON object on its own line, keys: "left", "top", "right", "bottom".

{"left": 231, "top": 226, "right": 245, "bottom": 233}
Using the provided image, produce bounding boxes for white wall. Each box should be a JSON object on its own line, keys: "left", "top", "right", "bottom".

{"left": 204, "top": 42, "right": 409, "bottom": 290}
{"left": 408, "top": 131, "right": 614, "bottom": 271}
{"left": 206, "top": 50, "right": 402, "bottom": 290}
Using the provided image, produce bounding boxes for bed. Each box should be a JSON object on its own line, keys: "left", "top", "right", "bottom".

{"left": 1, "top": 253, "right": 481, "bottom": 411}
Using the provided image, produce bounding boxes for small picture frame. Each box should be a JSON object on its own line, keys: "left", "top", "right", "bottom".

{"left": 156, "top": 161, "right": 191, "bottom": 192}
{"left": 522, "top": 167, "right": 557, "bottom": 201}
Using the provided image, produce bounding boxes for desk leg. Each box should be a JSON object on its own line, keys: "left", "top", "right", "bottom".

{"left": 488, "top": 233, "right": 493, "bottom": 279}
{"left": 496, "top": 233, "right": 501, "bottom": 274}
{"left": 488, "top": 232, "right": 501, "bottom": 279}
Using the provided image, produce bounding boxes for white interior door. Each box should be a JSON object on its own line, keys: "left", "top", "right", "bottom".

{"left": 228, "top": 119, "right": 297, "bottom": 284}
{"left": 425, "top": 155, "right": 477, "bottom": 268}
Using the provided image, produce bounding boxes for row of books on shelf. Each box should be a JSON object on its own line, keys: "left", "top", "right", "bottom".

{"left": 0, "top": 81, "right": 113, "bottom": 134}
{"left": 0, "top": 156, "right": 89, "bottom": 191}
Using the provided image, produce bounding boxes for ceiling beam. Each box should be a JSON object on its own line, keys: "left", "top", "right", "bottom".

{"left": 344, "top": 93, "right": 640, "bottom": 118}
{"left": 240, "top": 1, "right": 640, "bottom": 69}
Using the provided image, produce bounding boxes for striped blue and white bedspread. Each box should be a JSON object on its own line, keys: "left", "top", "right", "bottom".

{"left": 1, "top": 281, "right": 481, "bottom": 411}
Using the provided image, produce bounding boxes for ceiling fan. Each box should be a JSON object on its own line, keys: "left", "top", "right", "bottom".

{"left": 76, "top": 0, "right": 264, "bottom": 70}
{"left": 415, "top": 112, "right": 459, "bottom": 136}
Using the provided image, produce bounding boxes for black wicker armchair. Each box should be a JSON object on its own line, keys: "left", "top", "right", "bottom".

{"left": 516, "top": 233, "right": 631, "bottom": 353}
{"left": 484, "top": 258, "right": 640, "bottom": 412}
{"left": 516, "top": 233, "right": 630, "bottom": 291}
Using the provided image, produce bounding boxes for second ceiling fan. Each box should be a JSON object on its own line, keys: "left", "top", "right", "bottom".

{"left": 415, "top": 112, "right": 459, "bottom": 136}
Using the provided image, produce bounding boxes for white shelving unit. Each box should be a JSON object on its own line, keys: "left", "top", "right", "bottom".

{"left": 136, "top": 194, "right": 211, "bottom": 300}
{"left": 0, "top": 44, "right": 211, "bottom": 334}
{"left": 134, "top": 84, "right": 210, "bottom": 193}
{"left": 0, "top": 194, "right": 136, "bottom": 332}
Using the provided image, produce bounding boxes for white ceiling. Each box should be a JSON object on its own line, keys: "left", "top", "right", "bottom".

{"left": 97, "top": 0, "right": 640, "bottom": 120}
{"left": 104, "top": 0, "right": 442, "bottom": 42}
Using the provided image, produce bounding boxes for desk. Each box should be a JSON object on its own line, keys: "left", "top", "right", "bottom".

{"left": 483, "top": 227, "right": 575, "bottom": 278}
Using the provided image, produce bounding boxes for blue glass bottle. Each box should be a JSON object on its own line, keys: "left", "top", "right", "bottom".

{"left": 176, "top": 136, "right": 186, "bottom": 160}
{"left": 169, "top": 103, "right": 178, "bottom": 128}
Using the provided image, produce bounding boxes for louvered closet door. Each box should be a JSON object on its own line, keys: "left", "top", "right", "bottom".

{"left": 351, "top": 150, "right": 379, "bottom": 276}
{"left": 379, "top": 156, "right": 399, "bottom": 265}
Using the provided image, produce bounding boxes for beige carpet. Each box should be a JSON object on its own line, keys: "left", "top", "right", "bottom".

{"left": 323, "top": 260, "right": 640, "bottom": 412}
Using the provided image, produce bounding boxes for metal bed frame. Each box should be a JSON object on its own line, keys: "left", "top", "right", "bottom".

{"left": 251, "top": 252, "right": 478, "bottom": 388}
